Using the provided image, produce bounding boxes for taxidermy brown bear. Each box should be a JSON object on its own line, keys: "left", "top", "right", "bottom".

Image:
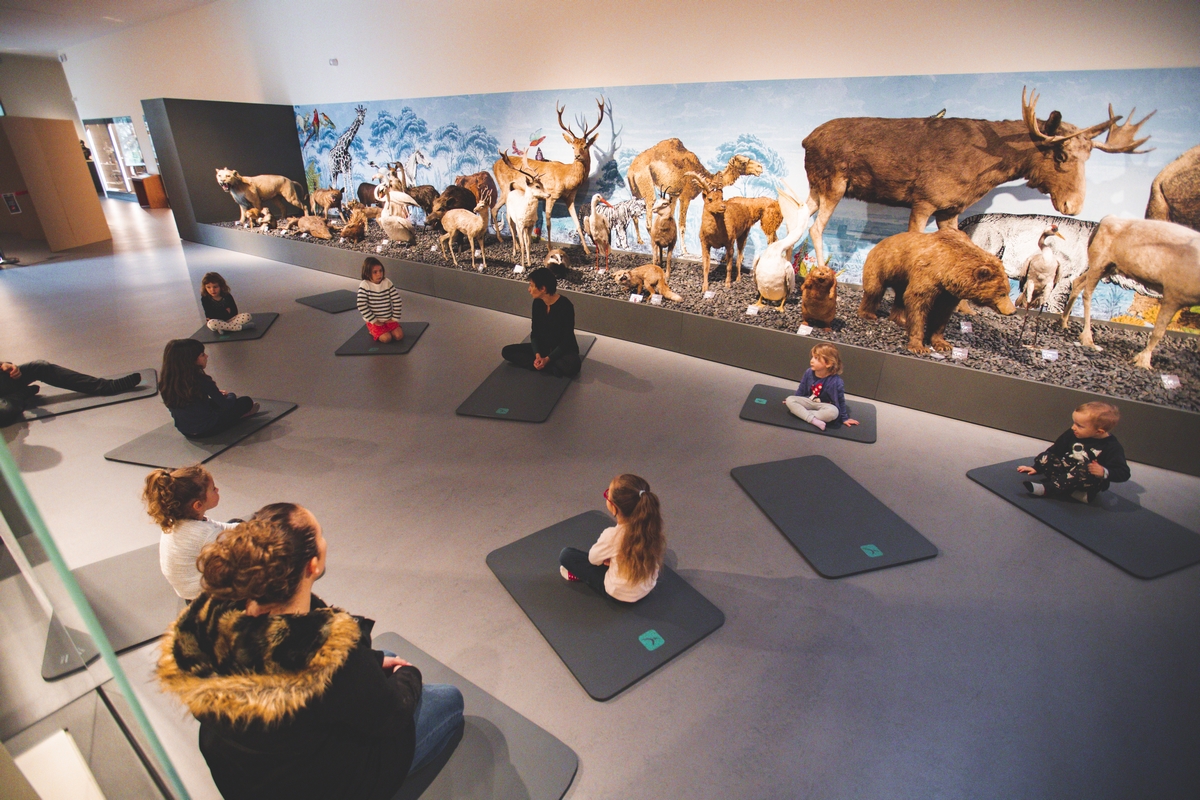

{"left": 858, "top": 229, "right": 1015, "bottom": 354}
{"left": 800, "top": 265, "right": 838, "bottom": 326}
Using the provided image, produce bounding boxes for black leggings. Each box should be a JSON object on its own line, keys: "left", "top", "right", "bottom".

{"left": 559, "top": 547, "right": 609, "bottom": 597}
{"left": 501, "top": 343, "right": 581, "bottom": 378}
{"left": 189, "top": 395, "right": 255, "bottom": 438}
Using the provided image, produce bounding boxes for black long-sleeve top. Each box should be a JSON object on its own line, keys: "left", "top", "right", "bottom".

{"left": 202, "top": 292, "right": 240, "bottom": 321}
{"left": 1039, "top": 429, "right": 1131, "bottom": 491}
{"left": 530, "top": 295, "right": 579, "bottom": 363}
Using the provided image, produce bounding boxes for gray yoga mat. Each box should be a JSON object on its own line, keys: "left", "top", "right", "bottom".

{"left": 968, "top": 459, "right": 1200, "bottom": 579}
{"left": 457, "top": 336, "right": 595, "bottom": 423}
{"left": 18, "top": 368, "right": 157, "bottom": 423}
{"left": 486, "top": 511, "right": 724, "bottom": 701}
{"left": 297, "top": 289, "right": 358, "bottom": 313}
{"left": 335, "top": 322, "right": 429, "bottom": 356}
{"left": 373, "top": 633, "right": 578, "bottom": 800}
{"left": 731, "top": 455, "right": 938, "bottom": 578}
{"left": 739, "top": 383, "right": 877, "bottom": 443}
{"left": 190, "top": 312, "right": 278, "bottom": 343}
{"left": 42, "top": 545, "right": 183, "bottom": 680}
{"left": 103, "top": 399, "right": 296, "bottom": 468}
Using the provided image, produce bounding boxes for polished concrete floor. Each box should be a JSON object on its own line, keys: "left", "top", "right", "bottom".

{"left": 3, "top": 200, "right": 1199, "bottom": 799}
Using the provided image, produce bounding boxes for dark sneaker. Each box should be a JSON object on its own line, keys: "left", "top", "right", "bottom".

{"left": 102, "top": 373, "right": 141, "bottom": 394}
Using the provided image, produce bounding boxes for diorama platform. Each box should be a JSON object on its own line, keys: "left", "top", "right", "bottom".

{"left": 193, "top": 222, "right": 1199, "bottom": 477}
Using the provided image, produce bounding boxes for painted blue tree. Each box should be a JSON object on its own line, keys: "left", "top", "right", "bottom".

{"left": 705, "top": 134, "right": 791, "bottom": 266}
{"left": 367, "top": 107, "right": 430, "bottom": 165}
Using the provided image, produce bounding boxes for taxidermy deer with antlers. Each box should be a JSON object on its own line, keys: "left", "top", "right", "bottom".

{"left": 492, "top": 100, "right": 606, "bottom": 253}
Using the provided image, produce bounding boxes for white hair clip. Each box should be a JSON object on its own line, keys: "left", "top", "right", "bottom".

{"left": 638, "top": 489, "right": 645, "bottom": 496}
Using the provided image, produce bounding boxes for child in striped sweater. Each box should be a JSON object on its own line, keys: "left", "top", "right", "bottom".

{"left": 356, "top": 257, "right": 404, "bottom": 342}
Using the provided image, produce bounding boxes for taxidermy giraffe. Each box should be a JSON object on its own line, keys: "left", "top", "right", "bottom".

{"left": 329, "top": 105, "right": 367, "bottom": 195}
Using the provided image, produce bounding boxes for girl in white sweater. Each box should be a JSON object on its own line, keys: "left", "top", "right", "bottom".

{"left": 357, "top": 257, "right": 404, "bottom": 342}
{"left": 143, "top": 465, "right": 237, "bottom": 600}
{"left": 559, "top": 473, "right": 665, "bottom": 602}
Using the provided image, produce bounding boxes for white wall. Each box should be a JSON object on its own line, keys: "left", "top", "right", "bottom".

{"left": 57, "top": 0, "right": 1200, "bottom": 174}
{"left": 0, "top": 54, "right": 83, "bottom": 138}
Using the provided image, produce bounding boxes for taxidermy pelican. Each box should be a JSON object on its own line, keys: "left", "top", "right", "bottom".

{"left": 585, "top": 193, "right": 614, "bottom": 270}
{"left": 751, "top": 180, "right": 812, "bottom": 311}
{"left": 1018, "top": 224, "right": 1065, "bottom": 308}
{"left": 379, "top": 189, "right": 419, "bottom": 244}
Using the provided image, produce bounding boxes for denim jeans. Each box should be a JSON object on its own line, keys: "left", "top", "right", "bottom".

{"left": 408, "top": 683, "right": 464, "bottom": 775}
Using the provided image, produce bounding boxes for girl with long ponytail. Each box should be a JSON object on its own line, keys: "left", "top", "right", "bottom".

{"left": 559, "top": 473, "right": 665, "bottom": 602}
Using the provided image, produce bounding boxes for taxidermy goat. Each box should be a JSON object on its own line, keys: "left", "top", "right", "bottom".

{"left": 614, "top": 264, "right": 682, "bottom": 302}
{"left": 800, "top": 265, "right": 838, "bottom": 326}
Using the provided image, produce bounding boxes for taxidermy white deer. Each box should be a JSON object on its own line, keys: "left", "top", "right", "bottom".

{"left": 499, "top": 154, "right": 551, "bottom": 272}
{"left": 1018, "top": 224, "right": 1065, "bottom": 307}
{"left": 751, "top": 179, "right": 812, "bottom": 311}
{"left": 439, "top": 192, "right": 492, "bottom": 270}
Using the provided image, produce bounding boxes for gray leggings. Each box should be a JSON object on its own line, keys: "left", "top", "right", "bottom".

{"left": 785, "top": 395, "right": 840, "bottom": 423}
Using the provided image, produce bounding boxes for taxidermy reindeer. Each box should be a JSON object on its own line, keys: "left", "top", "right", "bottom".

{"left": 439, "top": 190, "right": 492, "bottom": 270}
{"left": 650, "top": 190, "right": 678, "bottom": 278}
{"left": 499, "top": 152, "right": 550, "bottom": 270}
{"left": 802, "top": 88, "right": 1154, "bottom": 265}
{"left": 627, "top": 140, "right": 763, "bottom": 254}
{"left": 1062, "top": 216, "right": 1200, "bottom": 369}
{"left": 491, "top": 100, "right": 606, "bottom": 253}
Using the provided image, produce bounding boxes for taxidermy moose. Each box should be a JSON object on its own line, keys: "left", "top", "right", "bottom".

{"left": 802, "top": 88, "right": 1155, "bottom": 265}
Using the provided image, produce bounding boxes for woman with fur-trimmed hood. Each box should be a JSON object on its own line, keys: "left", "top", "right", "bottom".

{"left": 158, "top": 503, "right": 463, "bottom": 800}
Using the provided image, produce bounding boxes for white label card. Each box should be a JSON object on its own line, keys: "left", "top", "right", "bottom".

{"left": 597, "top": 268, "right": 606, "bottom": 274}
{"left": 952, "top": 347, "right": 969, "bottom": 360}
{"left": 629, "top": 293, "right": 643, "bottom": 303}
{"left": 960, "top": 321, "right": 973, "bottom": 333}
{"left": 797, "top": 325, "right": 813, "bottom": 336}
{"left": 703, "top": 291, "right": 715, "bottom": 299}
{"left": 1041, "top": 349, "right": 1059, "bottom": 361}
{"left": 650, "top": 294, "right": 663, "bottom": 305}
{"left": 1161, "top": 374, "right": 1181, "bottom": 390}
{"left": 745, "top": 305, "right": 759, "bottom": 316}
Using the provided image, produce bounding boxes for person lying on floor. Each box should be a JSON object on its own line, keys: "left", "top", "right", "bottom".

{"left": 559, "top": 473, "right": 665, "bottom": 602}
{"left": 502, "top": 266, "right": 581, "bottom": 378}
{"left": 158, "top": 502, "right": 465, "bottom": 800}
{"left": 0, "top": 359, "right": 140, "bottom": 426}
{"left": 159, "top": 338, "right": 258, "bottom": 438}
{"left": 1018, "top": 401, "right": 1131, "bottom": 503}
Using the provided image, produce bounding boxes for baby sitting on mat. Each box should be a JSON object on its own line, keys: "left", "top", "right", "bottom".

{"left": 1018, "top": 401, "right": 1130, "bottom": 503}
{"left": 559, "top": 474, "right": 665, "bottom": 602}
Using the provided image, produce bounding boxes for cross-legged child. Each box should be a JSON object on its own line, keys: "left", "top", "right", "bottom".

{"left": 357, "top": 257, "right": 404, "bottom": 342}
{"left": 1018, "top": 401, "right": 1130, "bottom": 502}
{"left": 201, "top": 272, "right": 254, "bottom": 333}
{"left": 784, "top": 343, "right": 859, "bottom": 430}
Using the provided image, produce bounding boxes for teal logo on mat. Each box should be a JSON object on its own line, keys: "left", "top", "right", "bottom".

{"left": 754, "top": 397, "right": 767, "bottom": 405}
{"left": 861, "top": 544, "right": 883, "bottom": 558}
{"left": 368, "top": 347, "right": 379, "bottom": 352}
{"left": 638, "top": 629, "right": 665, "bottom": 651}
{"left": 496, "top": 407, "right": 509, "bottom": 415}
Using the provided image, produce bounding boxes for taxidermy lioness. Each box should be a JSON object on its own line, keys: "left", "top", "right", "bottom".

{"left": 215, "top": 168, "right": 306, "bottom": 224}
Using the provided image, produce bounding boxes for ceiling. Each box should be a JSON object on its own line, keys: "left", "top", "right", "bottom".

{"left": 0, "top": 0, "right": 219, "bottom": 56}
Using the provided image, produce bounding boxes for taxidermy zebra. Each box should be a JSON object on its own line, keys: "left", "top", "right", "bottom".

{"left": 594, "top": 198, "right": 647, "bottom": 250}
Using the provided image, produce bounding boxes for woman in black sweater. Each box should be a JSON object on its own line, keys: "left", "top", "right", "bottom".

{"left": 502, "top": 267, "right": 581, "bottom": 377}
{"left": 158, "top": 503, "right": 464, "bottom": 800}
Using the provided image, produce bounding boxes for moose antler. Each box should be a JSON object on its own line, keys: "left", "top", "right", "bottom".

{"left": 1093, "top": 104, "right": 1156, "bottom": 153}
{"left": 1021, "top": 86, "right": 1114, "bottom": 145}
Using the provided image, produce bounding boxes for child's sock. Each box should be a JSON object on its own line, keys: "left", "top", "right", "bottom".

{"left": 559, "top": 566, "right": 580, "bottom": 582}
{"left": 1069, "top": 489, "right": 1090, "bottom": 504}
{"left": 1022, "top": 480, "right": 1046, "bottom": 496}
{"left": 809, "top": 418, "right": 827, "bottom": 431}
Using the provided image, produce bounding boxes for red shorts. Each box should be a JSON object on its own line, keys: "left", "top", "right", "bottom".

{"left": 366, "top": 320, "right": 400, "bottom": 340}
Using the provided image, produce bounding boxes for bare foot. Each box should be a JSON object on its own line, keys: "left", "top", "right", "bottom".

{"left": 241, "top": 402, "right": 260, "bottom": 418}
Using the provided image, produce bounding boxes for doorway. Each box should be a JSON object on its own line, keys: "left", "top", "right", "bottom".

{"left": 83, "top": 116, "right": 147, "bottom": 199}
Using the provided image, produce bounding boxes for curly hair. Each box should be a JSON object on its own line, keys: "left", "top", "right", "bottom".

{"left": 200, "top": 272, "right": 231, "bottom": 299}
{"left": 607, "top": 474, "right": 665, "bottom": 585}
{"left": 142, "top": 465, "right": 211, "bottom": 530}
{"left": 198, "top": 502, "right": 319, "bottom": 604}
{"left": 159, "top": 338, "right": 207, "bottom": 408}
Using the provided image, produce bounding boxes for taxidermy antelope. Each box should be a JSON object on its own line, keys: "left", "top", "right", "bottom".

{"left": 651, "top": 190, "right": 678, "bottom": 279}
{"left": 1018, "top": 224, "right": 1065, "bottom": 307}
{"left": 803, "top": 88, "right": 1155, "bottom": 265}
{"left": 439, "top": 191, "right": 492, "bottom": 270}
{"left": 585, "top": 194, "right": 614, "bottom": 270}
{"left": 687, "top": 172, "right": 735, "bottom": 293}
{"left": 1062, "top": 216, "right": 1200, "bottom": 369}
{"left": 499, "top": 152, "right": 550, "bottom": 270}
{"left": 751, "top": 180, "right": 812, "bottom": 311}
{"left": 491, "top": 99, "right": 606, "bottom": 253}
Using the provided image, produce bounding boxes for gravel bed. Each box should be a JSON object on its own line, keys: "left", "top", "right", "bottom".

{"left": 220, "top": 220, "right": 1200, "bottom": 413}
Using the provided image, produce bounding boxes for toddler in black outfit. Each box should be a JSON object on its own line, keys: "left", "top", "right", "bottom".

{"left": 1018, "top": 401, "right": 1130, "bottom": 502}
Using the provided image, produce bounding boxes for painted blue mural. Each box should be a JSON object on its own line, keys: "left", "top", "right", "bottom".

{"left": 296, "top": 68, "right": 1200, "bottom": 319}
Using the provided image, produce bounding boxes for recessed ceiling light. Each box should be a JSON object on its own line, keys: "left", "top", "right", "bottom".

{"left": 328, "top": 58, "right": 338, "bottom": 66}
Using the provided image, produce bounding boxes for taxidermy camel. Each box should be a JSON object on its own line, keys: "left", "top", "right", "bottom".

{"left": 1062, "top": 216, "right": 1200, "bottom": 369}
{"left": 750, "top": 180, "right": 812, "bottom": 311}
{"left": 627, "top": 140, "right": 763, "bottom": 255}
